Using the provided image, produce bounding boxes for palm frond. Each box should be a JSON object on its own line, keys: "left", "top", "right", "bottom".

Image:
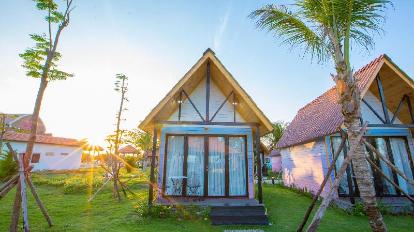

{"left": 250, "top": 4, "right": 330, "bottom": 63}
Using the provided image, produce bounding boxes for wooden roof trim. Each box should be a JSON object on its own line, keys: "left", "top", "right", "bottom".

{"left": 139, "top": 49, "right": 273, "bottom": 134}
{"left": 382, "top": 56, "right": 414, "bottom": 89}
{"left": 139, "top": 54, "right": 209, "bottom": 131}
{"left": 360, "top": 58, "right": 385, "bottom": 97}
{"left": 208, "top": 53, "right": 273, "bottom": 133}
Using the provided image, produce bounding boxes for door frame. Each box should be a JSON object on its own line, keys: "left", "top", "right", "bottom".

{"left": 162, "top": 133, "right": 249, "bottom": 198}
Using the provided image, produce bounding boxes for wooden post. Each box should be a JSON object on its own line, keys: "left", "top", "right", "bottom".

{"left": 10, "top": 182, "right": 21, "bottom": 232}
{"left": 18, "top": 153, "right": 30, "bottom": 232}
{"left": 26, "top": 176, "right": 53, "bottom": 227}
{"left": 255, "top": 126, "right": 263, "bottom": 204}
{"left": 406, "top": 95, "right": 414, "bottom": 123}
{"left": 297, "top": 134, "right": 346, "bottom": 232}
{"left": 148, "top": 126, "right": 158, "bottom": 206}
{"left": 206, "top": 60, "right": 211, "bottom": 122}
{"left": 376, "top": 75, "right": 390, "bottom": 123}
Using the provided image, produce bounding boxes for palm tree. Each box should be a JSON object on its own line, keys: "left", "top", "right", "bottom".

{"left": 262, "top": 121, "right": 287, "bottom": 151}
{"left": 251, "top": 1, "right": 391, "bottom": 231}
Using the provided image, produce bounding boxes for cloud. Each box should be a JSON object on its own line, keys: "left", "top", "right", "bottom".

{"left": 213, "top": 8, "right": 230, "bottom": 51}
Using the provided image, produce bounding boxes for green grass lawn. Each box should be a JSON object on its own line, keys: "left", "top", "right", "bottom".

{"left": 1, "top": 170, "right": 413, "bottom": 232}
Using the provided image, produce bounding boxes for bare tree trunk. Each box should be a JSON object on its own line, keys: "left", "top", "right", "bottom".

{"left": 24, "top": 79, "right": 48, "bottom": 167}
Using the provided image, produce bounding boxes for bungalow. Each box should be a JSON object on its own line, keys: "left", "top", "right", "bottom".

{"left": 277, "top": 55, "right": 414, "bottom": 205}
{"left": 139, "top": 49, "right": 272, "bottom": 225}
{"left": 1, "top": 114, "right": 83, "bottom": 171}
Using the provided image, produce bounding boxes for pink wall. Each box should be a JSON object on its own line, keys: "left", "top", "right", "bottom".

{"left": 271, "top": 156, "right": 281, "bottom": 172}
{"left": 281, "top": 139, "right": 332, "bottom": 198}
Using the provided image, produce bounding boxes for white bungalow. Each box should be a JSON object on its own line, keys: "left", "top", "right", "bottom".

{"left": 1, "top": 114, "right": 83, "bottom": 171}
{"left": 139, "top": 49, "right": 273, "bottom": 225}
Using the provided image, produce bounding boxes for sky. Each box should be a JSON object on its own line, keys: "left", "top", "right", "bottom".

{"left": 1, "top": 0, "right": 413, "bottom": 145}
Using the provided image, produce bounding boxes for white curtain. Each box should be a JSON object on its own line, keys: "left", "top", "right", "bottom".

{"left": 332, "top": 137, "right": 351, "bottom": 195}
{"left": 165, "top": 136, "right": 184, "bottom": 196}
{"left": 208, "top": 137, "right": 225, "bottom": 196}
{"left": 374, "top": 138, "right": 396, "bottom": 195}
{"left": 187, "top": 136, "right": 204, "bottom": 196}
{"left": 229, "top": 137, "right": 247, "bottom": 196}
{"left": 390, "top": 138, "right": 414, "bottom": 195}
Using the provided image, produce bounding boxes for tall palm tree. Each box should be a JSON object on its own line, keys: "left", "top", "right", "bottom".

{"left": 251, "top": 1, "right": 391, "bottom": 231}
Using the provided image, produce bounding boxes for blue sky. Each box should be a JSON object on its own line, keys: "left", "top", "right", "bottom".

{"left": 1, "top": 0, "right": 413, "bottom": 144}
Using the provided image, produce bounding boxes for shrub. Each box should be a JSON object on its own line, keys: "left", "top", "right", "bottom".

{"left": 136, "top": 203, "right": 209, "bottom": 220}
{"left": 0, "top": 150, "right": 18, "bottom": 182}
{"left": 124, "top": 156, "right": 138, "bottom": 173}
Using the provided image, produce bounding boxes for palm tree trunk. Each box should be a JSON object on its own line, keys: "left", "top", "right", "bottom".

{"left": 347, "top": 118, "right": 387, "bottom": 232}
{"left": 340, "top": 65, "right": 387, "bottom": 231}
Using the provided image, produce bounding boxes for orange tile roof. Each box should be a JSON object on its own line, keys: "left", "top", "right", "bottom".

{"left": 119, "top": 145, "right": 138, "bottom": 153}
{"left": 277, "top": 55, "right": 385, "bottom": 148}
{"left": 3, "top": 131, "right": 82, "bottom": 147}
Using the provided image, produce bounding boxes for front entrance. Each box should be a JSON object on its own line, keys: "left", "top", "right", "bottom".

{"left": 163, "top": 134, "right": 248, "bottom": 197}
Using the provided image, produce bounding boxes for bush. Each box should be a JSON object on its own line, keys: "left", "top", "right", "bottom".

{"left": 0, "top": 150, "right": 18, "bottom": 182}
{"left": 124, "top": 156, "right": 138, "bottom": 173}
{"left": 136, "top": 203, "right": 209, "bottom": 220}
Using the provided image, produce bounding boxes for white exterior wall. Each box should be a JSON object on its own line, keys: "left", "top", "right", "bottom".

{"left": 169, "top": 80, "right": 245, "bottom": 122}
{"left": 7, "top": 141, "right": 82, "bottom": 171}
{"left": 281, "top": 139, "right": 331, "bottom": 197}
{"left": 361, "top": 91, "right": 402, "bottom": 124}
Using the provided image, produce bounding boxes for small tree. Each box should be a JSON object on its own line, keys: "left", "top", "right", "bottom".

{"left": 125, "top": 128, "right": 153, "bottom": 168}
{"left": 3, "top": 1, "right": 74, "bottom": 230}
{"left": 111, "top": 74, "right": 129, "bottom": 201}
{"left": 262, "top": 121, "right": 288, "bottom": 151}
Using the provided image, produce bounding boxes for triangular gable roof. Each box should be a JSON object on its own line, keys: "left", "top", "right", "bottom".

{"left": 277, "top": 54, "right": 414, "bottom": 148}
{"left": 139, "top": 48, "right": 273, "bottom": 135}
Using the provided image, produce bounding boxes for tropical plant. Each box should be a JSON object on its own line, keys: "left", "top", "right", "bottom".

{"left": 125, "top": 128, "right": 154, "bottom": 168}
{"left": 251, "top": 1, "right": 391, "bottom": 231}
{"left": 0, "top": 151, "right": 18, "bottom": 182}
{"left": 262, "top": 121, "right": 288, "bottom": 151}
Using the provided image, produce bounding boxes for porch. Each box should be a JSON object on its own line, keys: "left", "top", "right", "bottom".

{"left": 158, "top": 197, "right": 260, "bottom": 206}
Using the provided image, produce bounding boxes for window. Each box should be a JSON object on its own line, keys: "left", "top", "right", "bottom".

{"left": 163, "top": 135, "right": 247, "bottom": 197}
{"left": 61, "top": 153, "right": 69, "bottom": 156}
{"left": 331, "top": 136, "right": 414, "bottom": 197}
{"left": 45, "top": 152, "right": 55, "bottom": 157}
{"left": 31, "top": 153, "right": 40, "bottom": 163}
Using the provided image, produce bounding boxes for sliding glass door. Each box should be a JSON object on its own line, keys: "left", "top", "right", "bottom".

{"left": 165, "top": 136, "right": 185, "bottom": 196}
{"left": 186, "top": 136, "right": 205, "bottom": 196}
{"left": 229, "top": 137, "right": 247, "bottom": 196}
{"left": 208, "top": 137, "right": 226, "bottom": 196}
{"left": 331, "top": 135, "right": 414, "bottom": 197}
{"left": 389, "top": 138, "right": 414, "bottom": 195}
{"left": 163, "top": 134, "right": 248, "bottom": 197}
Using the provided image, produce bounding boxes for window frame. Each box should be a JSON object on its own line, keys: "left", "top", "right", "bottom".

{"left": 162, "top": 133, "right": 248, "bottom": 198}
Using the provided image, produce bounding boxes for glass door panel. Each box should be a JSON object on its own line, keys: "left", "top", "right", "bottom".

{"left": 165, "top": 136, "right": 185, "bottom": 196}
{"left": 390, "top": 138, "right": 414, "bottom": 195}
{"left": 331, "top": 137, "right": 353, "bottom": 195}
{"left": 186, "top": 136, "right": 204, "bottom": 196}
{"left": 371, "top": 138, "right": 397, "bottom": 195}
{"left": 208, "top": 137, "right": 225, "bottom": 196}
{"left": 229, "top": 137, "right": 247, "bottom": 196}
